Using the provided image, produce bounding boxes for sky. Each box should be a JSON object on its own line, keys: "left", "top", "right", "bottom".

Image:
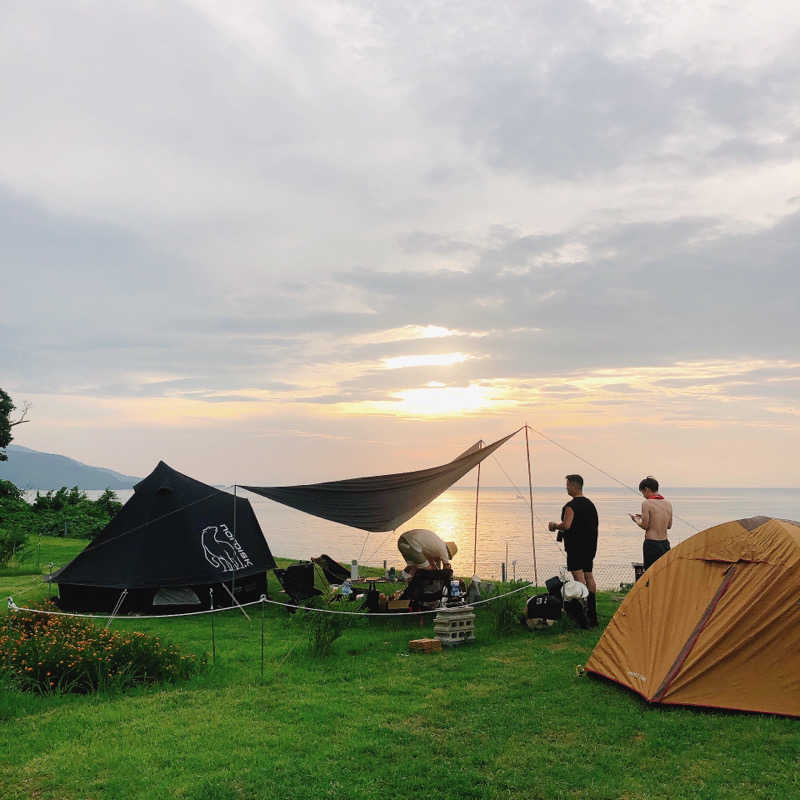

{"left": 2, "top": 0, "right": 799, "bottom": 488}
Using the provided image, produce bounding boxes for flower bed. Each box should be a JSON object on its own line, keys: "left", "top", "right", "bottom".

{"left": 1, "top": 604, "right": 203, "bottom": 694}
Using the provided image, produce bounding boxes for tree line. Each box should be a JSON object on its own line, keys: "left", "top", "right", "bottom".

{"left": 0, "top": 388, "right": 123, "bottom": 566}
{"left": 0, "top": 480, "right": 123, "bottom": 566}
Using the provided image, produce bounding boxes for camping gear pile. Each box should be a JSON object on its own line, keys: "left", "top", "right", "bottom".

{"left": 525, "top": 568, "right": 591, "bottom": 629}
{"left": 441, "top": 578, "right": 467, "bottom": 607}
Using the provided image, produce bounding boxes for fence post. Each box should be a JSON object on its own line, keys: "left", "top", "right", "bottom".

{"left": 260, "top": 594, "right": 266, "bottom": 681}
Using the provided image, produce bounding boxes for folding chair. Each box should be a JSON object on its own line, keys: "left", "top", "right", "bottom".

{"left": 273, "top": 562, "right": 322, "bottom": 609}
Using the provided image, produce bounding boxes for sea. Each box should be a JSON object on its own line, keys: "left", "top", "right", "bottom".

{"left": 29, "top": 486, "right": 800, "bottom": 590}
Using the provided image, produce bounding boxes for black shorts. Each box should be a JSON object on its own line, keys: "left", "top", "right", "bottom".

{"left": 566, "top": 548, "right": 595, "bottom": 574}
{"left": 643, "top": 539, "right": 670, "bottom": 570}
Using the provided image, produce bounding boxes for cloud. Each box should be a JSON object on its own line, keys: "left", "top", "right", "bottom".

{"left": 2, "top": 1, "right": 799, "bottom": 484}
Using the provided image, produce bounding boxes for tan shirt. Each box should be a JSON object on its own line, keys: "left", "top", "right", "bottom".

{"left": 640, "top": 498, "right": 673, "bottom": 541}
{"left": 397, "top": 528, "right": 451, "bottom": 568}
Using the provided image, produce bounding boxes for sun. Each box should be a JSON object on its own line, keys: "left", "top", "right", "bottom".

{"left": 334, "top": 380, "right": 515, "bottom": 418}
{"left": 389, "top": 384, "right": 495, "bottom": 416}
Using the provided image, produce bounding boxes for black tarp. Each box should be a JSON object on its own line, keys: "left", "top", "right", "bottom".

{"left": 241, "top": 429, "right": 520, "bottom": 532}
{"left": 54, "top": 461, "right": 276, "bottom": 611}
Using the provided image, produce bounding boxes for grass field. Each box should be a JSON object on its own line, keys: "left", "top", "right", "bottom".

{"left": 1, "top": 537, "right": 797, "bottom": 800}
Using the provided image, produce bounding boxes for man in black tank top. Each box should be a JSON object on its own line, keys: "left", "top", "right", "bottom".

{"left": 548, "top": 474, "right": 599, "bottom": 627}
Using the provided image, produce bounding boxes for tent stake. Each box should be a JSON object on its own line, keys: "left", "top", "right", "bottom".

{"left": 525, "top": 425, "right": 538, "bottom": 587}
{"left": 210, "top": 587, "right": 216, "bottom": 665}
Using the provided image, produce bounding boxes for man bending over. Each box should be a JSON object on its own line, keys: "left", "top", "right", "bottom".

{"left": 397, "top": 528, "right": 458, "bottom": 580}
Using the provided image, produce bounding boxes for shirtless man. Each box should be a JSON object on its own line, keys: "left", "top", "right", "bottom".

{"left": 630, "top": 476, "right": 673, "bottom": 570}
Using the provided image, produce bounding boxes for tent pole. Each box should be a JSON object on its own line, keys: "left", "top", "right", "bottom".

{"left": 525, "top": 425, "right": 538, "bottom": 587}
{"left": 105, "top": 588, "right": 128, "bottom": 629}
{"left": 232, "top": 484, "right": 237, "bottom": 601}
{"left": 473, "top": 445, "right": 482, "bottom": 576}
{"left": 209, "top": 587, "right": 216, "bottom": 665}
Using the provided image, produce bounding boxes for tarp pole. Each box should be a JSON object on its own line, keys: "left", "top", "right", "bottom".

{"left": 473, "top": 442, "right": 483, "bottom": 576}
{"left": 525, "top": 425, "right": 538, "bottom": 587}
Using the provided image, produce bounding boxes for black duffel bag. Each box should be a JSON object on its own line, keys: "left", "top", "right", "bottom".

{"left": 527, "top": 592, "right": 563, "bottom": 621}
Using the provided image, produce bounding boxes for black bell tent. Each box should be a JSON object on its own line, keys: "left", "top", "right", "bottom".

{"left": 53, "top": 461, "right": 276, "bottom": 613}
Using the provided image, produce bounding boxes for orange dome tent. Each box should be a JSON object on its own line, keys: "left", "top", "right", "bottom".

{"left": 586, "top": 516, "right": 800, "bottom": 717}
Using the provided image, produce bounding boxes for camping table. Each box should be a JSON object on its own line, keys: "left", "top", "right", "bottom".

{"left": 351, "top": 577, "right": 384, "bottom": 591}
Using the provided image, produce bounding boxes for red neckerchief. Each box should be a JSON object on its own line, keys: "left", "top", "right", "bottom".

{"left": 649, "top": 493, "right": 665, "bottom": 500}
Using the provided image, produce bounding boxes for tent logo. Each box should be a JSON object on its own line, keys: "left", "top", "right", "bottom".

{"left": 627, "top": 671, "right": 647, "bottom": 683}
{"left": 201, "top": 524, "right": 254, "bottom": 572}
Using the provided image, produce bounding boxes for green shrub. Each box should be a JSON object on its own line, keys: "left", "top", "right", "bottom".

{"left": 0, "top": 603, "right": 204, "bottom": 694}
{"left": 0, "top": 527, "right": 28, "bottom": 567}
{"left": 294, "top": 597, "right": 362, "bottom": 658}
{"left": 481, "top": 583, "right": 527, "bottom": 635}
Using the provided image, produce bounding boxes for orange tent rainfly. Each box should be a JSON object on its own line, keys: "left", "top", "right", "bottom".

{"left": 586, "top": 516, "right": 800, "bottom": 717}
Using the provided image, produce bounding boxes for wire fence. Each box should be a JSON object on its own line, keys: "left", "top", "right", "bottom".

{"left": 482, "top": 561, "right": 642, "bottom": 591}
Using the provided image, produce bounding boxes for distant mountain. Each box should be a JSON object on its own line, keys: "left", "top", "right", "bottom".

{"left": 0, "top": 445, "right": 141, "bottom": 490}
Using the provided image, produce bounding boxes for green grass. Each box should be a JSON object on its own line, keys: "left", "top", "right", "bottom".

{"left": 1, "top": 537, "right": 797, "bottom": 800}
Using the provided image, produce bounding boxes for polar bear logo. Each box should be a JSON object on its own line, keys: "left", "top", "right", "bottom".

{"left": 201, "top": 525, "right": 246, "bottom": 572}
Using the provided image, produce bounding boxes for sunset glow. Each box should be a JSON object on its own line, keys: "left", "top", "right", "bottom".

{"left": 3, "top": 2, "right": 799, "bottom": 488}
